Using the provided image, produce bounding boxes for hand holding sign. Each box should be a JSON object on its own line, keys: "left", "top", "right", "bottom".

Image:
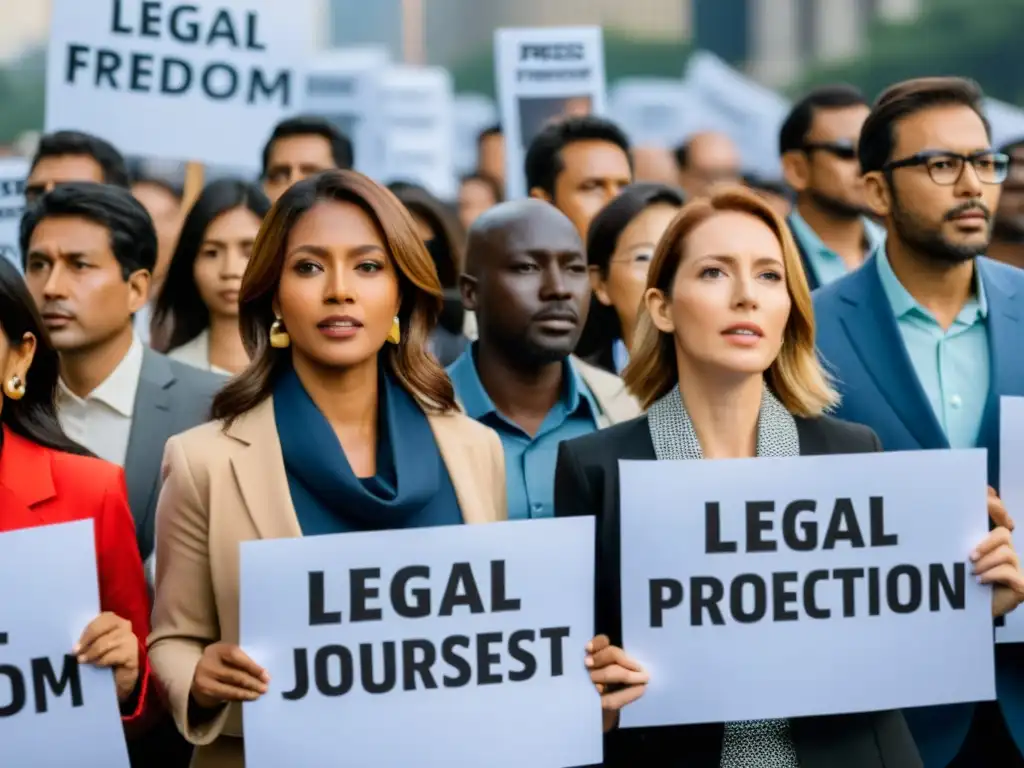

{"left": 584, "top": 634, "right": 648, "bottom": 732}
{"left": 74, "top": 612, "right": 139, "bottom": 702}
{"left": 975, "top": 489, "right": 1024, "bottom": 618}
{"left": 191, "top": 642, "right": 269, "bottom": 709}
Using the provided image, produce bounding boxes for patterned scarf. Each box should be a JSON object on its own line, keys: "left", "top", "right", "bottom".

{"left": 646, "top": 382, "right": 801, "bottom": 768}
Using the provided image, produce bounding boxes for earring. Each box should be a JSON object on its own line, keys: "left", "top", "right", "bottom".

{"left": 269, "top": 317, "right": 290, "bottom": 349}
{"left": 4, "top": 374, "right": 25, "bottom": 401}
{"left": 387, "top": 316, "right": 401, "bottom": 345}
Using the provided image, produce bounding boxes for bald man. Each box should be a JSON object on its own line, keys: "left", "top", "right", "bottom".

{"left": 448, "top": 199, "right": 639, "bottom": 520}
{"left": 674, "top": 131, "right": 741, "bottom": 197}
{"left": 632, "top": 145, "right": 680, "bottom": 187}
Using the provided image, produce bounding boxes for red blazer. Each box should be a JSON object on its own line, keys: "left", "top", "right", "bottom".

{"left": 0, "top": 425, "right": 156, "bottom": 730}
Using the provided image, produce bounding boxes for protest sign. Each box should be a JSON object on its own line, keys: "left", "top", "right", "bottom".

{"left": 453, "top": 93, "right": 498, "bottom": 175}
{"left": 0, "top": 520, "right": 129, "bottom": 768}
{"left": 374, "top": 65, "right": 457, "bottom": 200}
{"left": 46, "top": 0, "right": 313, "bottom": 168}
{"left": 304, "top": 47, "right": 390, "bottom": 179}
{"left": 239, "top": 517, "right": 600, "bottom": 768}
{"left": 682, "top": 51, "right": 791, "bottom": 180}
{"left": 0, "top": 158, "right": 28, "bottom": 271}
{"left": 495, "top": 26, "right": 607, "bottom": 200}
{"left": 997, "top": 396, "right": 1024, "bottom": 643}
{"left": 618, "top": 449, "right": 994, "bottom": 728}
{"left": 608, "top": 78, "right": 695, "bottom": 148}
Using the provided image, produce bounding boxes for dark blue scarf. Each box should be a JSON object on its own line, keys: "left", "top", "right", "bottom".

{"left": 274, "top": 365, "right": 462, "bottom": 535}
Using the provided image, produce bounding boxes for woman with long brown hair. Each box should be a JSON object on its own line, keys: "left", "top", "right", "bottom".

{"left": 555, "top": 187, "right": 1021, "bottom": 767}
{"left": 147, "top": 170, "right": 507, "bottom": 767}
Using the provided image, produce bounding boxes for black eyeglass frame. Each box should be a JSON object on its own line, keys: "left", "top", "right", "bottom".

{"left": 800, "top": 141, "right": 858, "bottom": 161}
{"left": 882, "top": 149, "right": 1011, "bottom": 186}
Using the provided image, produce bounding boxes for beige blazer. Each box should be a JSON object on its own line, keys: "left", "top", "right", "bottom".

{"left": 147, "top": 397, "right": 507, "bottom": 768}
{"left": 571, "top": 355, "right": 642, "bottom": 427}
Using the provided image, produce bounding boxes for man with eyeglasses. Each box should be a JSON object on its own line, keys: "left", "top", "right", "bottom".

{"left": 815, "top": 76, "right": 1024, "bottom": 768}
{"left": 988, "top": 138, "right": 1024, "bottom": 270}
{"left": 780, "top": 85, "right": 884, "bottom": 289}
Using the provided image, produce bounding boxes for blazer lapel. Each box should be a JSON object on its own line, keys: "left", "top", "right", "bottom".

{"left": 833, "top": 260, "right": 948, "bottom": 450}
{"left": 427, "top": 413, "right": 497, "bottom": 525}
{"left": 225, "top": 398, "right": 303, "bottom": 540}
{"left": 975, "top": 258, "right": 1023, "bottom": 486}
{"left": 124, "top": 350, "right": 177, "bottom": 546}
{"left": 572, "top": 356, "right": 640, "bottom": 427}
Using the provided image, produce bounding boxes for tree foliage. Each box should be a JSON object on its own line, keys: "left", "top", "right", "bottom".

{"left": 450, "top": 32, "right": 692, "bottom": 97}
{"left": 793, "top": 0, "right": 1024, "bottom": 104}
{"left": 0, "top": 48, "right": 45, "bottom": 144}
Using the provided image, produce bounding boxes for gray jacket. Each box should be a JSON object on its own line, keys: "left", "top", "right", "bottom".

{"left": 126, "top": 349, "right": 222, "bottom": 560}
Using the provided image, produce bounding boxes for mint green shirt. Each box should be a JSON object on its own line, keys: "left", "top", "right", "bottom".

{"left": 875, "top": 251, "right": 990, "bottom": 449}
{"left": 789, "top": 211, "right": 886, "bottom": 286}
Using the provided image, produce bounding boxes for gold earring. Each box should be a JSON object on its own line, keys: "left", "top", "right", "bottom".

{"left": 269, "top": 317, "right": 290, "bottom": 349}
{"left": 387, "top": 316, "right": 401, "bottom": 345}
{"left": 4, "top": 374, "right": 25, "bottom": 401}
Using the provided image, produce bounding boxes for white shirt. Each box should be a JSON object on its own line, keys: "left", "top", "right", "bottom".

{"left": 167, "top": 330, "right": 231, "bottom": 377}
{"left": 56, "top": 335, "right": 145, "bottom": 467}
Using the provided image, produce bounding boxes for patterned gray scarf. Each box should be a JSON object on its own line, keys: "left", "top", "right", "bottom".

{"left": 647, "top": 383, "right": 802, "bottom": 768}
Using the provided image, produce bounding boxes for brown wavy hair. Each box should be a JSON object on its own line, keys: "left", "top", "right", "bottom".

{"left": 623, "top": 185, "right": 838, "bottom": 416}
{"left": 212, "top": 170, "right": 456, "bottom": 423}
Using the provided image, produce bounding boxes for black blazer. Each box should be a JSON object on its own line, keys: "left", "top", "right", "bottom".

{"left": 554, "top": 413, "right": 923, "bottom": 768}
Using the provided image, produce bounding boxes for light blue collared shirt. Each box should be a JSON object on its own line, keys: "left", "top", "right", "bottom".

{"left": 875, "top": 251, "right": 990, "bottom": 449}
{"left": 447, "top": 346, "right": 600, "bottom": 520}
{"left": 789, "top": 210, "right": 886, "bottom": 286}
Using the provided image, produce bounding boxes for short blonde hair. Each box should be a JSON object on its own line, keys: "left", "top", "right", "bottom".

{"left": 622, "top": 186, "right": 838, "bottom": 416}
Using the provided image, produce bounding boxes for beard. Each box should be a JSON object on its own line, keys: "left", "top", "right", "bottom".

{"left": 891, "top": 194, "right": 986, "bottom": 265}
{"left": 809, "top": 189, "right": 870, "bottom": 221}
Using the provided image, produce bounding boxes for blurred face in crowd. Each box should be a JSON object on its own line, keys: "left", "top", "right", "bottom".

{"left": 458, "top": 177, "right": 499, "bottom": 230}
{"left": 275, "top": 200, "right": 399, "bottom": 372}
{"left": 865, "top": 104, "right": 1002, "bottom": 264}
{"left": 263, "top": 134, "right": 336, "bottom": 204}
{"left": 463, "top": 202, "right": 590, "bottom": 365}
{"left": 648, "top": 210, "right": 790, "bottom": 381}
{"left": 194, "top": 206, "right": 260, "bottom": 322}
{"left": 592, "top": 202, "right": 680, "bottom": 347}
{"left": 540, "top": 140, "right": 632, "bottom": 240}
{"left": 132, "top": 180, "right": 183, "bottom": 288}
{"left": 679, "top": 133, "right": 741, "bottom": 197}
{"left": 478, "top": 132, "right": 505, "bottom": 186}
{"left": 23, "top": 217, "right": 148, "bottom": 353}
{"left": 784, "top": 105, "right": 871, "bottom": 219}
{"left": 631, "top": 146, "right": 679, "bottom": 186}
{"left": 996, "top": 144, "right": 1024, "bottom": 236}
{"left": 25, "top": 155, "right": 104, "bottom": 204}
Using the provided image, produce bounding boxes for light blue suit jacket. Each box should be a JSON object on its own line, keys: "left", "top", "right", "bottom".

{"left": 813, "top": 255, "right": 1024, "bottom": 767}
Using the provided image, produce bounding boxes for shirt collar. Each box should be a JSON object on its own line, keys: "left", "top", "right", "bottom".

{"left": 447, "top": 344, "right": 597, "bottom": 421}
{"left": 875, "top": 248, "right": 989, "bottom": 323}
{"left": 58, "top": 334, "right": 144, "bottom": 417}
{"left": 789, "top": 210, "right": 886, "bottom": 262}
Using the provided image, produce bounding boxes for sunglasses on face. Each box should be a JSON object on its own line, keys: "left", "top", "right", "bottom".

{"left": 802, "top": 141, "right": 858, "bottom": 161}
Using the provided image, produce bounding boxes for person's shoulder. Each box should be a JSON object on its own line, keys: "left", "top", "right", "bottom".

{"left": 561, "top": 413, "right": 651, "bottom": 463}
{"left": 166, "top": 355, "right": 224, "bottom": 395}
{"left": 430, "top": 408, "right": 498, "bottom": 446}
{"left": 979, "top": 255, "right": 1024, "bottom": 287}
{"left": 48, "top": 448, "right": 125, "bottom": 503}
{"left": 796, "top": 413, "right": 880, "bottom": 454}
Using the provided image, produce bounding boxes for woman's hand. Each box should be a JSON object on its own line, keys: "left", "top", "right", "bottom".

{"left": 75, "top": 612, "right": 139, "bottom": 702}
{"left": 585, "top": 635, "right": 649, "bottom": 733}
{"left": 974, "top": 489, "right": 1024, "bottom": 618}
{"left": 190, "top": 642, "right": 269, "bottom": 709}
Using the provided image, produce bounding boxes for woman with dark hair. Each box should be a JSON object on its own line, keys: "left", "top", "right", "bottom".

{"left": 152, "top": 178, "right": 270, "bottom": 375}
{"left": 576, "top": 183, "right": 685, "bottom": 374}
{"left": 148, "top": 170, "right": 507, "bottom": 767}
{"left": 389, "top": 182, "right": 471, "bottom": 365}
{"left": 0, "top": 258, "right": 156, "bottom": 735}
